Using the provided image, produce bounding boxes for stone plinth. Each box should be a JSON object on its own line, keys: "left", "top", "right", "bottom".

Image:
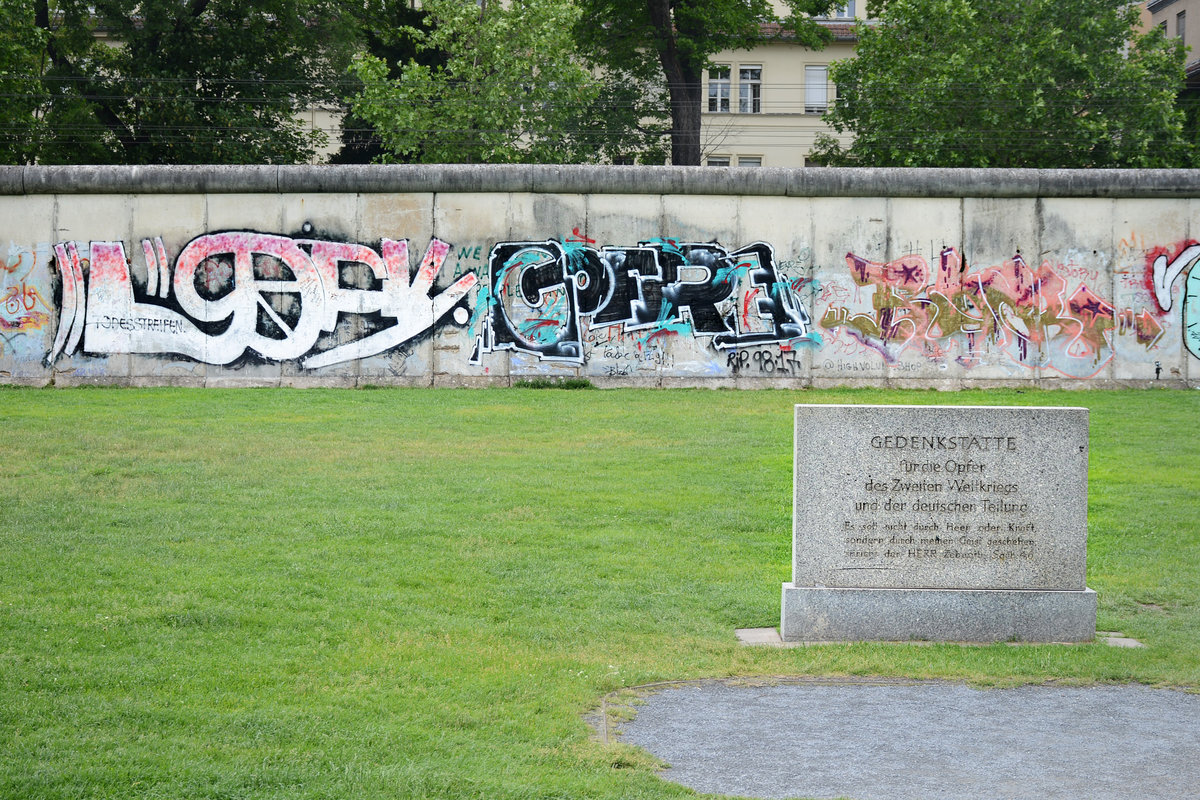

{"left": 782, "top": 404, "right": 1097, "bottom": 642}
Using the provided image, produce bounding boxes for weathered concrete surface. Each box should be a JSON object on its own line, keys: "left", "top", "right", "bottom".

{"left": 1, "top": 166, "right": 1197, "bottom": 387}
{"left": 780, "top": 586, "right": 1098, "bottom": 642}
{"left": 736, "top": 626, "right": 1141, "bottom": 648}
{"left": 617, "top": 680, "right": 1200, "bottom": 800}
{"left": 7, "top": 165, "right": 1200, "bottom": 197}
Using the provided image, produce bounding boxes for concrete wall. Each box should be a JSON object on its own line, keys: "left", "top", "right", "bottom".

{"left": 2, "top": 165, "right": 1198, "bottom": 388}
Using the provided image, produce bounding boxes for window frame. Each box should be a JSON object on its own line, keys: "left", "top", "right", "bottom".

{"left": 707, "top": 65, "right": 731, "bottom": 113}
{"left": 738, "top": 65, "right": 763, "bottom": 114}
{"left": 805, "top": 65, "right": 829, "bottom": 114}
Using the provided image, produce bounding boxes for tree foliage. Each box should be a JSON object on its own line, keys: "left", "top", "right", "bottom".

{"left": 4, "top": 0, "right": 356, "bottom": 165}
{"left": 330, "top": 0, "right": 441, "bottom": 164}
{"left": 349, "top": 0, "right": 657, "bottom": 164}
{"left": 0, "top": 0, "right": 49, "bottom": 164}
{"left": 812, "top": 0, "right": 1192, "bottom": 167}
{"left": 574, "top": 0, "right": 839, "bottom": 165}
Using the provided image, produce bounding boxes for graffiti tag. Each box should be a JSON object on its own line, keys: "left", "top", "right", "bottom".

{"left": 820, "top": 247, "right": 1165, "bottom": 379}
{"left": 470, "top": 238, "right": 814, "bottom": 364}
{"left": 1150, "top": 241, "right": 1200, "bottom": 359}
{"left": 2, "top": 244, "right": 52, "bottom": 336}
{"left": 48, "top": 233, "right": 477, "bottom": 367}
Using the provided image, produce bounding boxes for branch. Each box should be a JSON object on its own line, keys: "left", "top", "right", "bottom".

{"left": 34, "top": 0, "right": 138, "bottom": 154}
{"left": 143, "top": 0, "right": 212, "bottom": 57}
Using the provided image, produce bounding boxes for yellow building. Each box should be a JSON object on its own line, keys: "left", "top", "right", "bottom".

{"left": 701, "top": 6, "right": 864, "bottom": 167}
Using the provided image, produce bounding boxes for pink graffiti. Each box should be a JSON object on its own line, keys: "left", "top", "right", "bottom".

{"left": 821, "top": 247, "right": 1161, "bottom": 378}
{"left": 48, "top": 232, "right": 477, "bottom": 367}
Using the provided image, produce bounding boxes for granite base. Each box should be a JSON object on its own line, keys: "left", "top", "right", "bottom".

{"left": 781, "top": 583, "right": 1098, "bottom": 643}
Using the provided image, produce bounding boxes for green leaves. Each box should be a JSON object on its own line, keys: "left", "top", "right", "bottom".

{"left": 0, "top": 0, "right": 49, "bottom": 163}
{"left": 349, "top": 0, "right": 649, "bottom": 164}
{"left": 812, "top": 0, "right": 1192, "bottom": 167}
{"left": 7, "top": 0, "right": 357, "bottom": 165}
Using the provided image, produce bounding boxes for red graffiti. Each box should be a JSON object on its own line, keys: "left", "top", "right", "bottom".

{"left": 566, "top": 227, "right": 597, "bottom": 244}
{"left": 1145, "top": 240, "right": 1199, "bottom": 311}
{"left": 1, "top": 248, "right": 52, "bottom": 335}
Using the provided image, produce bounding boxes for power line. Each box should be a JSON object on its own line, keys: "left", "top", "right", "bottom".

{"left": 3, "top": 78, "right": 1193, "bottom": 161}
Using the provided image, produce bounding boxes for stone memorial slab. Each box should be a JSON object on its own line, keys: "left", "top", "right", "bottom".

{"left": 782, "top": 404, "right": 1097, "bottom": 642}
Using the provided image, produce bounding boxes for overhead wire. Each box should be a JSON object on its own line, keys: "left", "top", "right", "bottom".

{"left": 2, "top": 74, "right": 1195, "bottom": 158}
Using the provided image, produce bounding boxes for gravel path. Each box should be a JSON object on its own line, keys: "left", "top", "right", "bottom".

{"left": 616, "top": 680, "right": 1200, "bottom": 800}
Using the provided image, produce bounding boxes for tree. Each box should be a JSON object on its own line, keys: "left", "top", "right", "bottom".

{"left": 7, "top": 0, "right": 356, "bottom": 165}
{"left": 0, "top": 0, "right": 50, "bottom": 164}
{"left": 348, "top": 0, "right": 657, "bottom": 164}
{"left": 811, "top": 0, "right": 1193, "bottom": 168}
{"left": 573, "top": 0, "right": 839, "bottom": 165}
{"left": 330, "top": 0, "right": 442, "bottom": 164}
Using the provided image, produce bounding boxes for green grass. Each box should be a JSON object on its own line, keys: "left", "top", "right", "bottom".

{"left": 510, "top": 377, "right": 596, "bottom": 389}
{"left": 0, "top": 386, "right": 1197, "bottom": 800}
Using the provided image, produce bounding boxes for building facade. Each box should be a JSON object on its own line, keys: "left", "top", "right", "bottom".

{"left": 700, "top": 6, "right": 863, "bottom": 167}
{"left": 1147, "top": 0, "right": 1200, "bottom": 85}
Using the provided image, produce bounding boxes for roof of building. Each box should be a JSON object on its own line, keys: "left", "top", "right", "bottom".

{"left": 758, "top": 19, "right": 866, "bottom": 42}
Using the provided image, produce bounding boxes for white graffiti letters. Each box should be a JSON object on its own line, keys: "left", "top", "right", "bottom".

{"left": 1150, "top": 242, "right": 1200, "bottom": 359}
{"left": 172, "top": 232, "right": 326, "bottom": 363}
{"left": 48, "top": 232, "right": 477, "bottom": 367}
{"left": 1151, "top": 243, "right": 1200, "bottom": 312}
{"left": 300, "top": 238, "right": 476, "bottom": 368}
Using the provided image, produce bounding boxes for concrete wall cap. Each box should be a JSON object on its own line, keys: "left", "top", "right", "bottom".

{"left": 5, "top": 164, "right": 1200, "bottom": 198}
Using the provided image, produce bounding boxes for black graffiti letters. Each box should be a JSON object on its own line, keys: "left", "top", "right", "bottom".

{"left": 473, "top": 238, "right": 813, "bottom": 364}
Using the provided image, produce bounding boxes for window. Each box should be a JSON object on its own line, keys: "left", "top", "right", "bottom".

{"left": 739, "top": 66, "right": 762, "bottom": 113}
{"left": 834, "top": 1, "right": 855, "bottom": 17}
{"left": 805, "top": 66, "right": 828, "bottom": 114}
{"left": 1179, "top": 11, "right": 1186, "bottom": 46}
{"left": 737, "top": 156, "right": 762, "bottom": 167}
{"left": 706, "top": 156, "right": 731, "bottom": 167}
{"left": 706, "top": 64, "right": 764, "bottom": 114}
{"left": 708, "top": 66, "right": 731, "bottom": 112}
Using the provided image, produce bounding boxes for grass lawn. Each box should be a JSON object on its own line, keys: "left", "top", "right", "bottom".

{"left": 1, "top": 385, "right": 1197, "bottom": 800}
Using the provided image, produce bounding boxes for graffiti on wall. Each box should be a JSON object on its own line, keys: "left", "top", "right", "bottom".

{"left": 3, "top": 244, "right": 52, "bottom": 335}
{"left": 48, "top": 232, "right": 477, "bottom": 368}
{"left": 1150, "top": 241, "right": 1200, "bottom": 359}
{"left": 819, "top": 247, "right": 1169, "bottom": 379}
{"left": 468, "top": 238, "right": 816, "bottom": 365}
{"left": 15, "top": 226, "right": 1194, "bottom": 380}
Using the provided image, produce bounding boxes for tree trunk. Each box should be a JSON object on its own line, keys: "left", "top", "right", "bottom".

{"left": 665, "top": 67, "right": 702, "bottom": 165}
{"left": 645, "top": 0, "right": 703, "bottom": 165}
